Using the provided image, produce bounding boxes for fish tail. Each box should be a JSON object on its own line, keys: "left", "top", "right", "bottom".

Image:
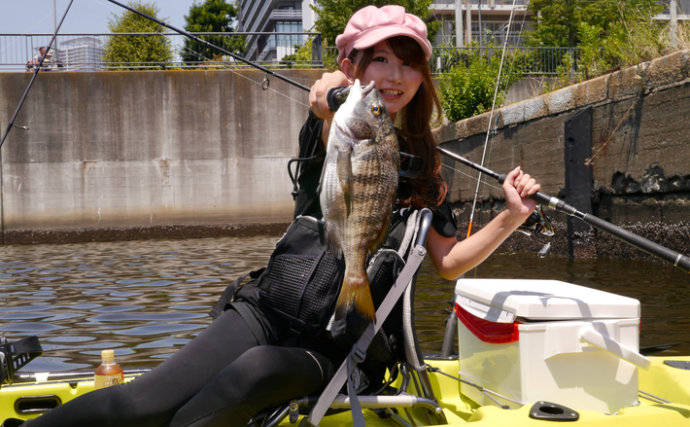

{"left": 335, "top": 269, "right": 376, "bottom": 323}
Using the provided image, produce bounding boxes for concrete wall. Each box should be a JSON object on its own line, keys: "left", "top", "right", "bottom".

{"left": 2, "top": 51, "right": 689, "bottom": 259}
{"left": 0, "top": 70, "right": 324, "bottom": 243}
{"left": 435, "top": 50, "right": 690, "bottom": 261}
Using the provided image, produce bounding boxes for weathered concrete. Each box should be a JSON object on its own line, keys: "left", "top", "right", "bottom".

{"left": 0, "top": 70, "right": 324, "bottom": 243}
{"left": 435, "top": 50, "right": 690, "bottom": 263}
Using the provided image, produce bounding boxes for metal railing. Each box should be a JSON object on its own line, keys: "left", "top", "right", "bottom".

{"left": 432, "top": 0, "right": 530, "bottom": 6}
{"left": 0, "top": 32, "right": 323, "bottom": 72}
{"left": 431, "top": 46, "right": 584, "bottom": 76}
{"left": 2, "top": 33, "right": 585, "bottom": 77}
{"left": 658, "top": 0, "right": 690, "bottom": 16}
{"left": 321, "top": 46, "right": 583, "bottom": 77}
{"left": 269, "top": 9, "right": 302, "bottom": 19}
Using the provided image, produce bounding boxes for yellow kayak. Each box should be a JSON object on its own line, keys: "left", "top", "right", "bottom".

{"left": 2, "top": 356, "right": 689, "bottom": 426}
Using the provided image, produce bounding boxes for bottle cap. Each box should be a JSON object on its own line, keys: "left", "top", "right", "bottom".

{"left": 101, "top": 349, "right": 115, "bottom": 360}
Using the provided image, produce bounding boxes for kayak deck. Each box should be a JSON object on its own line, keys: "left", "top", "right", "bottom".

{"left": 2, "top": 356, "right": 690, "bottom": 426}
{"left": 289, "top": 356, "right": 690, "bottom": 426}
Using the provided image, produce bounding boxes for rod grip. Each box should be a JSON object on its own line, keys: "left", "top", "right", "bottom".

{"left": 327, "top": 86, "right": 348, "bottom": 112}
{"left": 498, "top": 174, "right": 553, "bottom": 207}
{"left": 529, "top": 191, "right": 553, "bottom": 206}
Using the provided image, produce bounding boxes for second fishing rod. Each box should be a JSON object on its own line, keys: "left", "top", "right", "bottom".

{"left": 105, "top": 0, "right": 690, "bottom": 275}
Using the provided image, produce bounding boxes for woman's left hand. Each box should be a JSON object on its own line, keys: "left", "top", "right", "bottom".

{"left": 503, "top": 167, "right": 541, "bottom": 219}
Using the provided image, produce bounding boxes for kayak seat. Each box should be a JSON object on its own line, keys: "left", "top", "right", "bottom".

{"left": 247, "top": 208, "right": 448, "bottom": 427}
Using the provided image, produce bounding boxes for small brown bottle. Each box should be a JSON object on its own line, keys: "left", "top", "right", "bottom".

{"left": 94, "top": 349, "right": 124, "bottom": 389}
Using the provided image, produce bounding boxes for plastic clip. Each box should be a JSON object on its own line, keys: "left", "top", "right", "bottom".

{"left": 350, "top": 344, "right": 367, "bottom": 364}
{"left": 529, "top": 401, "right": 579, "bottom": 422}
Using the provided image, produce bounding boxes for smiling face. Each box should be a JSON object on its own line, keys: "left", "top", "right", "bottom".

{"left": 341, "top": 39, "right": 424, "bottom": 121}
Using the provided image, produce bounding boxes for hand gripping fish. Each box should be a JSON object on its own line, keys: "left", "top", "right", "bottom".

{"left": 320, "top": 80, "right": 399, "bottom": 324}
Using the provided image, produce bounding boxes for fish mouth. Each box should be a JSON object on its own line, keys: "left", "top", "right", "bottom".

{"left": 332, "top": 80, "right": 377, "bottom": 142}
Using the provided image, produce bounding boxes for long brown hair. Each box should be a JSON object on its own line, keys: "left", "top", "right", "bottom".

{"left": 348, "top": 36, "right": 447, "bottom": 209}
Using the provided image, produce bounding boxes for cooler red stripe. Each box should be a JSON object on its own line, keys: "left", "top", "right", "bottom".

{"left": 455, "top": 303, "right": 520, "bottom": 344}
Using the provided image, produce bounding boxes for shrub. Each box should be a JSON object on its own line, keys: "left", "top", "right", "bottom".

{"left": 439, "top": 47, "right": 523, "bottom": 122}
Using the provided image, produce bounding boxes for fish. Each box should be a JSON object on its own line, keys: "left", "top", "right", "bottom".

{"left": 320, "top": 80, "right": 399, "bottom": 324}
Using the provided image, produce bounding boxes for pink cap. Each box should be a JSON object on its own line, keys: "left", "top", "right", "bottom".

{"left": 335, "top": 5, "right": 432, "bottom": 65}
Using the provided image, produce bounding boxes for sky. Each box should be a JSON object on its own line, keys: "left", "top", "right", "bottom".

{"left": 0, "top": 0, "right": 197, "bottom": 35}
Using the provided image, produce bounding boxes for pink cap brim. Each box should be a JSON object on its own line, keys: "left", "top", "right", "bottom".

{"left": 338, "top": 27, "right": 432, "bottom": 65}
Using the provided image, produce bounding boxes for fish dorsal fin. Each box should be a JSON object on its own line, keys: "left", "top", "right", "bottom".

{"left": 336, "top": 146, "right": 353, "bottom": 218}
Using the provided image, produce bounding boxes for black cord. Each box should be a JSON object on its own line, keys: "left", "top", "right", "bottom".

{"left": 288, "top": 113, "right": 325, "bottom": 200}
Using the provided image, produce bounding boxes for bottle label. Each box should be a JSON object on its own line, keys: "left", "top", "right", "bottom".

{"left": 94, "top": 373, "right": 125, "bottom": 389}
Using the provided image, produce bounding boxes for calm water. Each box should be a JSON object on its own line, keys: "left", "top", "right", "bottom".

{"left": 0, "top": 236, "right": 688, "bottom": 374}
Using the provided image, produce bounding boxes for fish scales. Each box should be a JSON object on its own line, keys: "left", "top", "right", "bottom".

{"left": 320, "top": 80, "right": 399, "bottom": 325}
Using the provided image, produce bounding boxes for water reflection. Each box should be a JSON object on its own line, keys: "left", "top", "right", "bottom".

{"left": 0, "top": 237, "right": 275, "bottom": 372}
{"left": 0, "top": 236, "right": 688, "bottom": 374}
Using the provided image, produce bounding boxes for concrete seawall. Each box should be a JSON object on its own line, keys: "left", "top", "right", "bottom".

{"left": 0, "top": 69, "right": 325, "bottom": 243}
{"left": 435, "top": 50, "right": 690, "bottom": 262}
{"left": 2, "top": 52, "right": 689, "bottom": 263}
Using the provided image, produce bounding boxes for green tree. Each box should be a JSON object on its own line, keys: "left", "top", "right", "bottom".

{"left": 525, "top": 0, "right": 664, "bottom": 47}
{"left": 526, "top": 0, "right": 667, "bottom": 81}
{"left": 281, "top": 36, "right": 316, "bottom": 68}
{"left": 312, "top": 0, "right": 439, "bottom": 51}
{"left": 577, "top": 22, "right": 609, "bottom": 80}
{"left": 439, "top": 46, "right": 523, "bottom": 122}
{"left": 526, "top": 0, "right": 663, "bottom": 49}
{"left": 102, "top": 1, "right": 175, "bottom": 70}
{"left": 181, "top": 0, "right": 245, "bottom": 65}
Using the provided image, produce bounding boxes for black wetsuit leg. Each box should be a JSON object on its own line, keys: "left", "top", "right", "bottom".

{"left": 168, "top": 346, "right": 337, "bottom": 427}
{"left": 25, "top": 308, "right": 269, "bottom": 427}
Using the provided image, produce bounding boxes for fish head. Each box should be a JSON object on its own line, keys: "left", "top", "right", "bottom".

{"left": 332, "top": 80, "right": 393, "bottom": 146}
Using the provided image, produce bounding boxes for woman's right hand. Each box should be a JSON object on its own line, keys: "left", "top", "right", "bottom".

{"left": 309, "top": 71, "right": 351, "bottom": 121}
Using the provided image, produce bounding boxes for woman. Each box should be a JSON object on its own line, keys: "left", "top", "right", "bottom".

{"left": 17, "top": 5, "right": 540, "bottom": 427}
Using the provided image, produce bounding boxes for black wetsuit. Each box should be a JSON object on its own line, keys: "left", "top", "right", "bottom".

{"left": 25, "top": 114, "right": 457, "bottom": 427}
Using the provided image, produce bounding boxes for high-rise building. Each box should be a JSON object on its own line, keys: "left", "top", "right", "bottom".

{"left": 430, "top": 0, "right": 534, "bottom": 48}
{"left": 60, "top": 37, "right": 104, "bottom": 71}
{"left": 238, "top": 0, "right": 311, "bottom": 62}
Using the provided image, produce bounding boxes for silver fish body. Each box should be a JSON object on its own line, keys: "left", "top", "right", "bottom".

{"left": 320, "top": 80, "right": 399, "bottom": 323}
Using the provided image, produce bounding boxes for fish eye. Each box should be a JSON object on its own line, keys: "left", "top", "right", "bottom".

{"left": 371, "top": 104, "right": 382, "bottom": 116}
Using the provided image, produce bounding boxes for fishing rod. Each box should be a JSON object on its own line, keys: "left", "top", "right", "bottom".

{"left": 438, "top": 146, "right": 690, "bottom": 274}
{"left": 466, "top": 0, "right": 520, "bottom": 239}
{"left": 0, "top": 0, "right": 75, "bottom": 149}
{"left": 103, "top": 0, "right": 310, "bottom": 92}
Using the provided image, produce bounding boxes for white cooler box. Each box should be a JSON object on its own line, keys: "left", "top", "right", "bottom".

{"left": 454, "top": 279, "right": 650, "bottom": 414}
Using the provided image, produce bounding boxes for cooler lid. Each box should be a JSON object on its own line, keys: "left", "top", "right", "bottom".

{"left": 454, "top": 279, "right": 640, "bottom": 323}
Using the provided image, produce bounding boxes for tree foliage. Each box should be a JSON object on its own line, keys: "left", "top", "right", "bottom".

{"left": 526, "top": 0, "right": 664, "bottom": 49}
{"left": 439, "top": 46, "right": 523, "bottom": 122}
{"left": 281, "top": 37, "right": 316, "bottom": 68}
{"left": 312, "top": 0, "right": 439, "bottom": 49}
{"left": 182, "top": 0, "right": 245, "bottom": 64}
{"left": 102, "top": 1, "right": 175, "bottom": 70}
{"left": 526, "top": 0, "right": 670, "bottom": 82}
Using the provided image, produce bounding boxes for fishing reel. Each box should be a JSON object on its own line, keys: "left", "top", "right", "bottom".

{"left": 517, "top": 205, "right": 555, "bottom": 238}
{"left": 0, "top": 335, "right": 43, "bottom": 387}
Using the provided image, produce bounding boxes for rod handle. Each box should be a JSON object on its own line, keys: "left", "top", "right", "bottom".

{"left": 327, "top": 86, "right": 349, "bottom": 112}
{"left": 498, "top": 172, "right": 576, "bottom": 214}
